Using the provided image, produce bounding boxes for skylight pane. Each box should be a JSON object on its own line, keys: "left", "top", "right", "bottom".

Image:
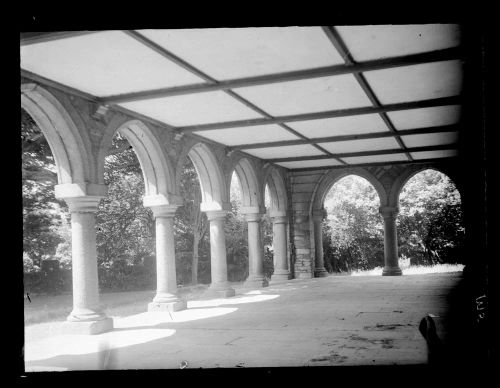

{"left": 320, "top": 137, "right": 400, "bottom": 153}
{"left": 411, "top": 150, "right": 458, "bottom": 159}
{"left": 387, "top": 105, "right": 461, "bottom": 130}
{"left": 341, "top": 154, "right": 408, "bottom": 164}
{"left": 234, "top": 75, "right": 373, "bottom": 116}
{"left": 336, "top": 24, "right": 461, "bottom": 61}
{"left": 119, "top": 92, "right": 263, "bottom": 127}
{"left": 276, "top": 159, "right": 343, "bottom": 169}
{"left": 193, "top": 125, "right": 300, "bottom": 146}
{"left": 139, "top": 27, "right": 345, "bottom": 80}
{"left": 401, "top": 132, "right": 458, "bottom": 148}
{"left": 364, "top": 60, "right": 463, "bottom": 104}
{"left": 244, "top": 145, "right": 325, "bottom": 159}
{"left": 20, "top": 31, "right": 204, "bottom": 97}
{"left": 286, "top": 114, "right": 390, "bottom": 138}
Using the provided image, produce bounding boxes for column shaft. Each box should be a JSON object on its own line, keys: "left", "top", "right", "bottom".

{"left": 313, "top": 210, "right": 328, "bottom": 277}
{"left": 148, "top": 205, "right": 186, "bottom": 311}
{"left": 270, "top": 216, "right": 290, "bottom": 283}
{"left": 380, "top": 206, "right": 402, "bottom": 276}
{"left": 61, "top": 195, "right": 113, "bottom": 334}
{"left": 244, "top": 213, "right": 266, "bottom": 287}
{"left": 207, "top": 211, "right": 235, "bottom": 297}
{"left": 69, "top": 211, "right": 103, "bottom": 320}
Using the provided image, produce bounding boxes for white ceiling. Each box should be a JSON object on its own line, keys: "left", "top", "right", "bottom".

{"left": 21, "top": 25, "right": 463, "bottom": 170}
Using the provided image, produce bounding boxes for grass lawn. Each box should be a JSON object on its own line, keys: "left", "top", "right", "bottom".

{"left": 23, "top": 283, "right": 232, "bottom": 326}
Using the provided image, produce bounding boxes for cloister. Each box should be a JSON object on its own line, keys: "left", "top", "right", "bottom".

{"left": 20, "top": 25, "right": 485, "bottom": 337}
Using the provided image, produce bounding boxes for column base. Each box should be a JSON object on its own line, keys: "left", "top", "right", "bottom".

{"left": 314, "top": 267, "right": 329, "bottom": 277}
{"left": 243, "top": 276, "right": 268, "bottom": 288}
{"left": 61, "top": 317, "right": 113, "bottom": 335}
{"left": 148, "top": 299, "right": 187, "bottom": 312}
{"left": 270, "top": 272, "right": 291, "bottom": 284}
{"left": 382, "top": 267, "right": 403, "bottom": 276}
{"left": 206, "top": 284, "right": 236, "bottom": 298}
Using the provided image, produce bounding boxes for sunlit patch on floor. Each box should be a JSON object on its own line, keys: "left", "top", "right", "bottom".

{"left": 187, "top": 294, "right": 279, "bottom": 308}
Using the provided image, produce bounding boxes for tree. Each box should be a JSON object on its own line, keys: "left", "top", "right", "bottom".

{"left": 323, "top": 176, "right": 384, "bottom": 272}
{"left": 175, "top": 157, "right": 209, "bottom": 285}
{"left": 22, "top": 108, "right": 70, "bottom": 270}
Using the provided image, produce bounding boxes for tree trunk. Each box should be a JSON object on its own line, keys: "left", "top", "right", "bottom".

{"left": 191, "top": 234, "right": 199, "bottom": 285}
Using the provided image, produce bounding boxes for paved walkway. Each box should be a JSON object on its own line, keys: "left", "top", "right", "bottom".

{"left": 24, "top": 272, "right": 461, "bottom": 371}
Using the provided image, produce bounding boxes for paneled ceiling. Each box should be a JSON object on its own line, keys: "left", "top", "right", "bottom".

{"left": 21, "top": 25, "right": 463, "bottom": 170}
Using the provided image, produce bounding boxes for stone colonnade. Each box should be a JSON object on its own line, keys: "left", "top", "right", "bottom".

{"left": 22, "top": 82, "right": 460, "bottom": 335}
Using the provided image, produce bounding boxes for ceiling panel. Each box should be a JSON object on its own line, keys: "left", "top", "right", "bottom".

{"left": 320, "top": 137, "right": 401, "bottom": 153}
{"left": 341, "top": 153, "right": 408, "bottom": 164}
{"left": 411, "top": 149, "right": 458, "bottom": 160}
{"left": 336, "top": 24, "right": 461, "bottom": 61}
{"left": 244, "top": 144, "right": 325, "bottom": 159}
{"left": 233, "top": 75, "right": 373, "bottom": 116}
{"left": 20, "top": 31, "right": 204, "bottom": 97}
{"left": 387, "top": 105, "right": 461, "bottom": 130}
{"left": 193, "top": 125, "right": 300, "bottom": 146}
{"left": 401, "top": 132, "right": 458, "bottom": 148}
{"left": 119, "top": 91, "right": 263, "bottom": 127}
{"left": 285, "top": 113, "right": 390, "bottom": 138}
{"left": 139, "top": 27, "right": 345, "bottom": 80}
{"left": 276, "top": 159, "right": 343, "bottom": 169}
{"left": 363, "top": 60, "right": 463, "bottom": 104}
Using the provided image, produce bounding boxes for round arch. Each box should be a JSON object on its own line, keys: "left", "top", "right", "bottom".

{"left": 178, "top": 142, "right": 228, "bottom": 211}
{"left": 388, "top": 166, "right": 462, "bottom": 208}
{"left": 21, "top": 83, "right": 92, "bottom": 185}
{"left": 229, "top": 157, "right": 262, "bottom": 212}
{"left": 98, "top": 118, "right": 176, "bottom": 205}
{"left": 310, "top": 167, "right": 387, "bottom": 213}
{"left": 263, "top": 167, "right": 288, "bottom": 215}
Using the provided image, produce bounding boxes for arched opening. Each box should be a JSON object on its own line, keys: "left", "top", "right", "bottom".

{"left": 22, "top": 107, "right": 73, "bottom": 296}
{"left": 174, "top": 156, "right": 210, "bottom": 286}
{"left": 397, "top": 169, "right": 465, "bottom": 273}
{"left": 181, "top": 143, "right": 234, "bottom": 296}
{"left": 262, "top": 184, "right": 274, "bottom": 279}
{"left": 322, "top": 175, "right": 384, "bottom": 274}
{"left": 264, "top": 168, "right": 290, "bottom": 283}
{"left": 226, "top": 171, "right": 248, "bottom": 282}
{"left": 95, "top": 131, "right": 157, "bottom": 292}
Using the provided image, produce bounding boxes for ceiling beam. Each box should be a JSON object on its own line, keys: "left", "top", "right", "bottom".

{"left": 286, "top": 156, "right": 458, "bottom": 172}
{"left": 20, "top": 31, "right": 101, "bottom": 46}
{"left": 322, "top": 26, "right": 414, "bottom": 162}
{"left": 229, "top": 124, "right": 460, "bottom": 150}
{"left": 266, "top": 144, "right": 456, "bottom": 163}
{"left": 101, "top": 46, "right": 462, "bottom": 104}
{"left": 178, "top": 95, "right": 461, "bottom": 133}
{"left": 125, "top": 30, "right": 347, "bottom": 166}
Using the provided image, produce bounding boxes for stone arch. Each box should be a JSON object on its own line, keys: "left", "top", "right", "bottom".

{"left": 263, "top": 167, "right": 288, "bottom": 215}
{"left": 229, "top": 157, "right": 262, "bottom": 212}
{"left": 98, "top": 118, "right": 177, "bottom": 205}
{"left": 310, "top": 167, "right": 387, "bottom": 213}
{"left": 179, "top": 142, "right": 228, "bottom": 211}
{"left": 388, "top": 165, "right": 462, "bottom": 208}
{"left": 21, "top": 83, "right": 92, "bottom": 185}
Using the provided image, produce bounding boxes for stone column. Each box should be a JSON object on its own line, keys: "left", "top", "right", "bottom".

{"left": 244, "top": 213, "right": 267, "bottom": 288}
{"left": 147, "top": 205, "right": 187, "bottom": 312}
{"left": 270, "top": 214, "right": 291, "bottom": 284}
{"left": 380, "top": 206, "right": 403, "bottom": 276}
{"left": 206, "top": 210, "right": 235, "bottom": 297}
{"left": 63, "top": 196, "right": 113, "bottom": 335}
{"left": 312, "top": 208, "right": 328, "bottom": 277}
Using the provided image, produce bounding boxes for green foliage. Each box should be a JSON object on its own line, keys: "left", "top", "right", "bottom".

{"left": 22, "top": 108, "right": 70, "bottom": 272}
{"left": 398, "top": 169, "right": 464, "bottom": 265}
{"left": 323, "top": 176, "right": 384, "bottom": 272}
{"left": 322, "top": 171, "right": 464, "bottom": 272}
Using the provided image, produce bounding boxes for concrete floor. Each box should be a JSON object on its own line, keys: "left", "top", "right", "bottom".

{"left": 24, "top": 272, "right": 461, "bottom": 371}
